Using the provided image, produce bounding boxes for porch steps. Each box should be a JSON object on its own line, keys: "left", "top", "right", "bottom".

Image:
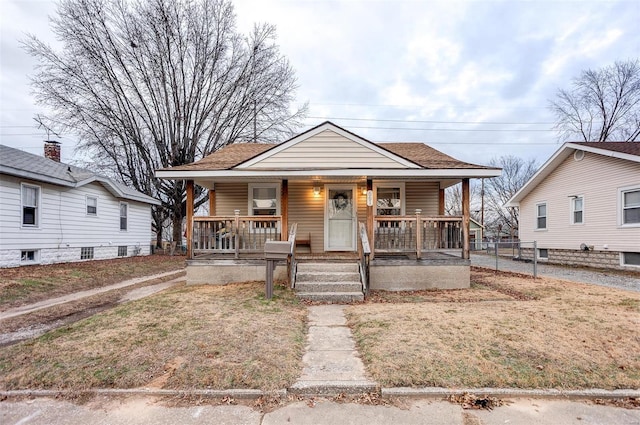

{"left": 295, "top": 262, "right": 364, "bottom": 303}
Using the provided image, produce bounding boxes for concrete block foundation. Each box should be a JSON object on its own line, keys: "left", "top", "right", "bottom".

{"left": 186, "top": 259, "right": 287, "bottom": 285}
{"left": 369, "top": 259, "right": 470, "bottom": 291}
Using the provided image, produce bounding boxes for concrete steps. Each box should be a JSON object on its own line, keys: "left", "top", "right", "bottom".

{"left": 295, "top": 262, "right": 364, "bottom": 303}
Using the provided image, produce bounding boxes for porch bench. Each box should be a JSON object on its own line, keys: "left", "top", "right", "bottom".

{"left": 295, "top": 232, "right": 312, "bottom": 252}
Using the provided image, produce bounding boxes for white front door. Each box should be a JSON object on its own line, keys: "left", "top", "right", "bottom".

{"left": 325, "top": 185, "right": 356, "bottom": 251}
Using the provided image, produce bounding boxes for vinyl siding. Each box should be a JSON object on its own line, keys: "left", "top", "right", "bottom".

{"left": 406, "top": 181, "right": 439, "bottom": 215}
{"left": 518, "top": 152, "right": 640, "bottom": 252}
{"left": 246, "top": 130, "right": 406, "bottom": 169}
{"left": 0, "top": 175, "right": 153, "bottom": 253}
{"left": 215, "top": 182, "right": 249, "bottom": 216}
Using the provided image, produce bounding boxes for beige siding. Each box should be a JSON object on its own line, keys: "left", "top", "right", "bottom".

{"left": 288, "top": 182, "right": 325, "bottom": 251}
{"left": 519, "top": 152, "right": 640, "bottom": 252}
{"left": 246, "top": 130, "right": 406, "bottom": 169}
{"left": 405, "top": 181, "right": 439, "bottom": 215}
{"left": 215, "top": 183, "right": 248, "bottom": 216}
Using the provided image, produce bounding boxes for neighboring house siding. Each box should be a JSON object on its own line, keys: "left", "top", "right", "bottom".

{"left": 519, "top": 152, "right": 640, "bottom": 253}
{"left": 246, "top": 130, "right": 406, "bottom": 169}
{"left": 0, "top": 175, "right": 152, "bottom": 267}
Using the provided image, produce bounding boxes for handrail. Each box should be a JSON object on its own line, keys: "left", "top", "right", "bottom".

{"left": 358, "top": 222, "right": 371, "bottom": 296}
{"left": 288, "top": 223, "right": 298, "bottom": 288}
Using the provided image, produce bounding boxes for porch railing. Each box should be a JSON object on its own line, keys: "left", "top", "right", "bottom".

{"left": 374, "top": 214, "right": 463, "bottom": 257}
{"left": 192, "top": 215, "right": 282, "bottom": 259}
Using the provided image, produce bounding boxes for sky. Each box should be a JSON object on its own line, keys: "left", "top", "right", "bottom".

{"left": 1, "top": 0, "right": 639, "bottom": 165}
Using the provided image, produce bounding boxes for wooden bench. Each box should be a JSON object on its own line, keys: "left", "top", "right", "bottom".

{"left": 295, "top": 232, "right": 312, "bottom": 252}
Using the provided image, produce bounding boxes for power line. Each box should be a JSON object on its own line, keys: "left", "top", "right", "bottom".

{"left": 306, "top": 116, "right": 555, "bottom": 125}
{"left": 329, "top": 126, "right": 555, "bottom": 132}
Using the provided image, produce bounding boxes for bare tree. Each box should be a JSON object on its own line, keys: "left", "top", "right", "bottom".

{"left": 484, "top": 156, "right": 538, "bottom": 239}
{"left": 445, "top": 181, "right": 482, "bottom": 222}
{"left": 23, "top": 0, "right": 307, "bottom": 246}
{"left": 550, "top": 59, "right": 640, "bottom": 142}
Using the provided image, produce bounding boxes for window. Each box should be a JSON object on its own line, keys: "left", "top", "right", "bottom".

{"left": 86, "top": 196, "right": 97, "bottom": 215}
{"left": 537, "top": 248, "right": 548, "bottom": 259}
{"left": 376, "top": 184, "right": 404, "bottom": 216}
{"left": 120, "top": 203, "right": 128, "bottom": 231}
{"left": 21, "top": 184, "right": 40, "bottom": 227}
{"left": 622, "top": 252, "right": 640, "bottom": 267}
{"left": 118, "top": 246, "right": 128, "bottom": 257}
{"left": 21, "top": 250, "right": 38, "bottom": 263}
{"left": 249, "top": 184, "right": 279, "bottom": 216}
{"left": 621, "top": 187, "right": 640, "bottom": 225}
{"left": 80, "top": 247, "right": 94, "bottom": 260}
{"left": 536, "top": 203, "right": 547, "bottom": 230}
{"left": 571, "top": 196, "right": 583, "bottom": 224}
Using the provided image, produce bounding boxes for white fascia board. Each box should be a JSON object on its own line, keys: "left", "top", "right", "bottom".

{"left": 156, "top": 168, "right": 501, "bottom": 179}
{"left": 505, "top": 143, "right": 573, "bottom": 207}
{"left": 0, "top": 166, "right": 76, "bottom": 187}
{"left": 236, "top": 122, "right": 421, "bottom": 169}
{"left": 566, "top": 143, "right": 640, "bottom": 163}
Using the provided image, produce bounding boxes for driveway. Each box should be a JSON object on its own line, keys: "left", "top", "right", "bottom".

{"left": 471, "top": 252, "right": 640, "bottom": 292}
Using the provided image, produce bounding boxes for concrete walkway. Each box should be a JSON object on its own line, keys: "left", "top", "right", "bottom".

{"left": 289, "top": 305, "right": 377, "bottom": 395}
{"left": 0, "top": 270, "right": 185, "bottom": 321}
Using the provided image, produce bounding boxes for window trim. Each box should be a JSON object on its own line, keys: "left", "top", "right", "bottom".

{"left": 619, "top": 185, "right": 640, "bottom": 227}
{"left": 247, "top": 183, "right": 281, "bottom": 217}
{"left": 570, "top": 195, "right": 584, "bottom": 225}
{"left": 373, "top": 181, "right": 406, "bottom": 216}
{"left": 119, "top": 202, "right": 128, "bottom": 231}
{"left": 535, "top": 202, "right": 547, "bottom": 230}
{"left": 20, "top": 183, "right": 41, "bottom": 228}
{"left": 86, "top": 195, "right": 98, "bottom": 216}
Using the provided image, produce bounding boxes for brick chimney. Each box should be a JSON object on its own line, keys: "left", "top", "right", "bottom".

{"left": 44, "top": 141, "right": 61, "bottom": 162}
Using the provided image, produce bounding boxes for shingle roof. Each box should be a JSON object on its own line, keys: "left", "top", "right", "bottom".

{"left": 571, "top": 141, "right": 640, "bottom": 157}
{"left": 0, "top": 144, "right": 159, "bottom": 205}
{"left": 163, "top": 141, "right": 494, "bottom": 171}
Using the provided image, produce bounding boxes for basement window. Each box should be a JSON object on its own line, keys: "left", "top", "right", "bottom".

{"left": 118, "top": 246, "right": 128, "bottom": 257}
{"left": 537, "top": 248, "right": 548, "bottom": 259}
{"left": 622, "top": 252, "right": 640, "bottom": 267}
{"left": 81, "top": 247, "right": 94, "bottom": 260}
{"left": 21, "top": 250, "right": 38, "bottom": 263}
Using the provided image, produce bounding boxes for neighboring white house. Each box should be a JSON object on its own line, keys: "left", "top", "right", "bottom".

{"left": 507, "top": 141, "right": 640, "bottom": 270}
{"left": 0, "top": 142, "right": 160, "bottom": 268}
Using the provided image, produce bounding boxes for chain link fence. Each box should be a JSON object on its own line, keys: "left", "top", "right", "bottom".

{"left": 475, "top": 240, "right": 539, "bottom": 278}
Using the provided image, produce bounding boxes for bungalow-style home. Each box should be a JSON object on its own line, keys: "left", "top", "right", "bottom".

{"left": 507, "top": 141, "right": 640, "bottom": 270}
{"left": 0, "top": 142, "right": 160, "bottom": 268}
{"left": 155, "top": 122, "right": 501, "bottom": 300}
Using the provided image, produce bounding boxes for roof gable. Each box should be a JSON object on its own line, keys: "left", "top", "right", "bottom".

{"left": 507, "top": 141, "right": 640, "bottom": 206}
{"left": 236, "top": 122, "right": 420, "bottom": 170}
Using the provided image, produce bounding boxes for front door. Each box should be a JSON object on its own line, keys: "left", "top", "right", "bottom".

{"left": 325, "top": 185, "right": 356, "bottom": 251}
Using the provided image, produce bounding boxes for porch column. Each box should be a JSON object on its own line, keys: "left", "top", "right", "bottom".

{"left": 462, "top": 178, "right": 470, "bottom": 260}
{"left": 438, "top": 187, "right": 445, "bottom": 215}
{"left": 366, "top": 178, "right": 374, "bottom": 260}
{"left": 186, "top": 179, "right": 194, "bottom": 259}
{"left": 281, "top": 179, "right": 289, "bottom": 241}
{"left": 208, "top": 188, "right": 215, "bottom": 216}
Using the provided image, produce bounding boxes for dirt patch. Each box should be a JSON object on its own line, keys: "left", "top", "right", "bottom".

{"left": 346, "top": 269, "right": 640, "bottom": 390}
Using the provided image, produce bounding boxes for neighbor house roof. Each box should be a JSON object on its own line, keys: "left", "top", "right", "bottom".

{"left": 0, "top": 144, "right": 160, "bottom": 205}
{"left": 507, "top": 141, "right": 640, "bottom": 206}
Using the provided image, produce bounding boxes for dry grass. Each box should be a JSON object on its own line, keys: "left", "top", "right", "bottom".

{"left": 0, "top": 255, "right": 185, "bottom": 309}
{"left": 347, "top": 268, "right": 640, "bottom": 390}
{"left": 0, "top": 281, "right": 307, "bottom": 391}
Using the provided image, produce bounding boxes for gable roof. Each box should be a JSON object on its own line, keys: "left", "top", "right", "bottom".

{"left": 160, "top": 121, "right": 498, "bottom": 177}
{"left": 507, "top": 141, "right": 640, "bottom": 206}
{"left": 0, "top": 144, "right": 160, "bottom": 205}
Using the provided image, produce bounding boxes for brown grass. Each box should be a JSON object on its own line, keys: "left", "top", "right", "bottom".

{"left": 0, "top": 255, "right": 185, "bottom": 309}
{"left": 346, "top": 268, "right": 640, "bottom": 390}
{"left": 0, "top": 281, "right": 307, "bottom": 391}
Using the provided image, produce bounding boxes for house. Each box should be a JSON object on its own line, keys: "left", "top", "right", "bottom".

{"left": 155, "top": 122, "right": 501, "bottom": 297}
{"left": 0, "top": 142, "right": 160, "bottom": 268}
{"left": 507, "top": 141, "right": 640, "bottom": 270}
{"left": 469, "top": 218, "right": 484, "bottom": 250}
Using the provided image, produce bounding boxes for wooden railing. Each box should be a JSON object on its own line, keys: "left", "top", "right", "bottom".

{"left": 192, "top": 214, "right": 282, "bottom": 259}
{"left": 374, "top": 214, "right": 463, "bottom": 258}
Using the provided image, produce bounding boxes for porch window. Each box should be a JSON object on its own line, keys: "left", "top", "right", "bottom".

{"left": 375, "top": 183, "right": 405, "bottom": 216}
{"left": 248, "top": 183, "right": 280, "bottom": 228}
{"left": 570, "top": 196, "right": 583, "bottom": 224}
{"left": 621, "top": 187, "right": 640, "bottom": 225}
{"left": 536, "top": 202, "right": 547, "bottom": 230}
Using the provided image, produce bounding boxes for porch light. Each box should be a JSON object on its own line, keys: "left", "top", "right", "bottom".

{"left": 313, "top": 185, "right": 321, "bottom": 197}
{"left": 361, "top": 186, "right": 367, "bottom": 195}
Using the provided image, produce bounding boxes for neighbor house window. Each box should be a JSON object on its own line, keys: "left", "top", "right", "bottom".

{"left": 621, "top": 187, "right": 640, "bottom": 225}
{"left": 537, "top": 248, "right": 548, "bottom": 259}
{"left": 120, "top": 203, "right": 128, "bottom": 231}
{"left": 622, "top": 252, "right": 640, "bottom": 267}
{"left": 80, "top": 247, "right": 94, "bottom": 260}
{"left": 375, "top": 183, "right": 404, "bottom": 216}
{"left": 536, "top": 203, "right": 547, "bottom": 230}
{"left": 21, "top": 183, "right": 40, "bottom": 227}
{"left": 21, "top": 250, "right": 38, "bottom": 263}
{"left": 571, "top": 196, "right": 584, "bottom": 224}
{"left": 86, "top": 196, "right": 97, "bottom": 215}
{"left": 118, "top": 246, "right": 127, "bottom": 257}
